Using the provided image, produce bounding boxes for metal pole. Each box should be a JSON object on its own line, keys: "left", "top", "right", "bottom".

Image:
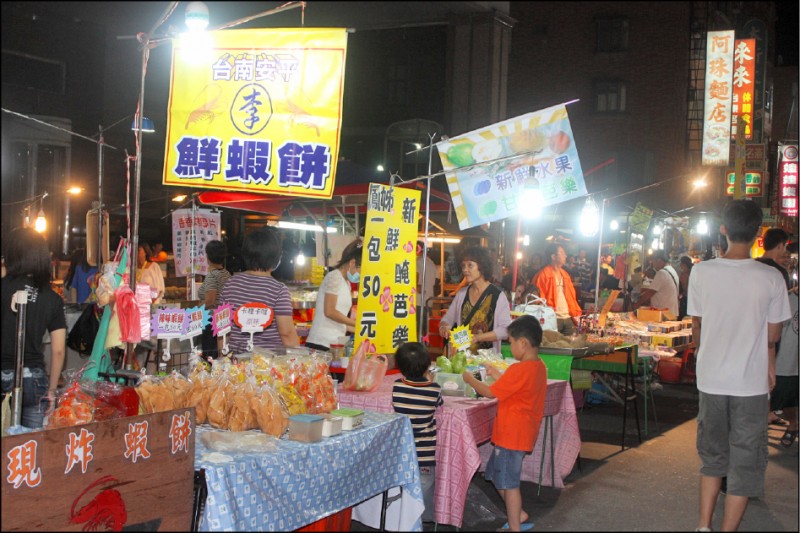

{"left": 126, "top": 37, "right": 149, "bottom": 371}
{"left": 97, "top": 125, "right": 105, "bottom": 267}
{"left": 593, "top": 199, "right": 607, "bottom": 329}
{"left": 190, "top": 195, "right": 197, "bottom": 300}
{"left": 62, "top": 193, "right": 71, "bottom": 257}
{"left": 418, "top": 133, "right": 435, "bottom": 337}
{"left": 11, "top": 290, "right": 28, "bottom": 427}
{"left": 511, "top": 214, "right": 522, "bottom": 306}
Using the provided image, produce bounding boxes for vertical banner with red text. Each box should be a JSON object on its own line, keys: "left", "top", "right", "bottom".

{"left": 171, "top": 208, "right": 221, "bottom": 277}
{"left": 355, "top": 184, "right": 421, "bottom": 353}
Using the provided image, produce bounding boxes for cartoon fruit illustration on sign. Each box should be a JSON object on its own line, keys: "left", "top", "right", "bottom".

{"left": 509, "top": 128, "right": 547, "bottom": 154}
{"left": 472, "top": 139, "right": 503, "bottom": 163}
{"left": 548, "top": 131, "right": 571, "bottom": 154}
{"left": 473, "top": 180, "right": 492, "bottom": 196}
{"left": 478, "top": 201, "right": 498, "bottom": 218}
{"left": 447, "top": 143, "right": 475, "bottom": 167}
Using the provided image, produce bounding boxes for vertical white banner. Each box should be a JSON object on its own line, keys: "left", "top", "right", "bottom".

{"left": 701, "top": 30, "right": 735, "bottom": 166}
{"left": 171, "top": 208, "right": 222, "bottom": 277}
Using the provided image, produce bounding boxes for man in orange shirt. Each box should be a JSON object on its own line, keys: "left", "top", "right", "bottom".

{"left": 463, "top": 314, "right": 546, "bottom": 532}
{"left": 532, "top": 243, "right": 582, "bottom": 335}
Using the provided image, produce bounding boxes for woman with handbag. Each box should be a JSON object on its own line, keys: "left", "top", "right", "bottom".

{"left": 438, "top": 246, "right": 512, "bottom": 354}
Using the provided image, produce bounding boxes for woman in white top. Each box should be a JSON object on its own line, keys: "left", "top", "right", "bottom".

{"left": 137, "top": 245, "right": 165, "bottom": 303}
{"left": 305, "top": 239, "right": 362, "bottom": 351}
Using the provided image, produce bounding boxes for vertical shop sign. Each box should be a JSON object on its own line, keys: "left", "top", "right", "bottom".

{"left": 701, "top": 30, "right": 735, "bottom": 166}
{"left": 163, "top": 28, "right": 348, "bottom": 199}
{"left": 436, "top": 103, "right": 586, "bottom": 230}
{"left": 778, "top": 144, "right": 798, "bottom": 217}
{"left": 742, "top": 19, "right": 767, "bottom": 143}
{"left": 730, "top": 39, "right": 756, "bottom": 140}
{"left": 733, "top": 115, "right": 747, "bottom": 199}
{"left": 171, "top": 208, "right": 221, "bottom": 277}
{"left": 355, "top": 184, "right": 421, "bottom": 353}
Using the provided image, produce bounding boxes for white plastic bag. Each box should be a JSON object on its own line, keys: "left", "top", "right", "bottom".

{"left": 513, "top": 295, "right": 558, "bottom": 331}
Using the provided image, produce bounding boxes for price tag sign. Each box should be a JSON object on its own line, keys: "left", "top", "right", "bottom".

{"left": 212, "top": 304, "right": 233, "bottom": 337}
{"left": 182, "top": 305, "right": 209, "bottom": 339}
{"left": 234, "top": 303, "right": 275, "bottom": 333}
{"left": 151, "top": 308, "right": 186, "bottom": 339}
{"left": 449, "top": 324, "right": 473, "bottom": 352}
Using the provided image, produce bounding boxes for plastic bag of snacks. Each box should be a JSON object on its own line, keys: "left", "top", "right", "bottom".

{"left": 249, "top": 382, "right": 290, "bottom": 437}
{"left": 46, "top": 372, "right": 125, "bottom": 428}
{"left": 135, "top": 374, "right": 174, "bottom": 414}
{"left": 162, "top": 372, "right": 192, "bottom": 409}
{"left": 206, "top": 374, "right": 234, "bottom": 429}
{"left": 227, "top": 380, "right": 259, "bottom": 432}
{"left": 185, "top": 370, "right": 211, "bottom": 424}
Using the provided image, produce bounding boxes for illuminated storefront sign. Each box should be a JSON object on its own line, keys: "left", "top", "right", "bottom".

{"left": 701, "top": 30, "right": 735, "bottom": 166}
{"left": 778, "top": 144, "right": 798, "bottom": 217}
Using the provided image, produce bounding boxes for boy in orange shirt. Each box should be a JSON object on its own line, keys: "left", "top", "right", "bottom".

{"left": 463, "top": 314, "right": 546, "bottom": 532}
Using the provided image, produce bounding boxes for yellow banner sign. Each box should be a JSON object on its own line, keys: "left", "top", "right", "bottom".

{"left": 163, "top": 28, "right": 348, "bottom": 199}
{"left": 355, "top": 184, "right": 422, "bottom": 353}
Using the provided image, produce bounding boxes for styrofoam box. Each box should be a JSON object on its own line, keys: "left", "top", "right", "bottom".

{"left": 330, "top": 408, "right": 364, "bottom": 430}
{"left": 322, "top": 414, "right": 343, "bottom": 437}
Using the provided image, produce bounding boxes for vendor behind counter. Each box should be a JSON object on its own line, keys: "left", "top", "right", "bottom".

{"left": 305, "top": 239, "right": 362, "bottom": 352}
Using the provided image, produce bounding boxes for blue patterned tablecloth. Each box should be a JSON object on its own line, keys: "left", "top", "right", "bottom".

{"left": 195, "top": 411, "right": 423, "bottom": 531}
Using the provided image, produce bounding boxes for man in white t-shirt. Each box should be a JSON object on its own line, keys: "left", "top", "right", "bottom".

{"left": 688, "top": 200, "right": 791, "bottom": 532}
{"left": 634, "top": 250, "right": 679, "bottom": 317}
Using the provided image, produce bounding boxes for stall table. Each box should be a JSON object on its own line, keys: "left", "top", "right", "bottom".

{"left": 338, "top": 374, "right": 581, "bottom": 528}
{"left": 194, "top": 411, "right": 423, "bottom": 532}
{"left": 571, "top": 344, "right": 643, "bottom": 449}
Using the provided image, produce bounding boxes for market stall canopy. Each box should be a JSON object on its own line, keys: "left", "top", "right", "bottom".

{"left": 198, "top": 179, "right": 454, "bottom": 217}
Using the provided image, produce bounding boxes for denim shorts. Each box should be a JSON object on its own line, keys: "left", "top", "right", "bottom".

{"left": 484, "top": 445, "right": 527, "bottom": 490}
{"left": 697, "top": 391, "right": 768, "bottom": 498}
{"left": 1, "top": 367, "right": 49, "bottom": 430}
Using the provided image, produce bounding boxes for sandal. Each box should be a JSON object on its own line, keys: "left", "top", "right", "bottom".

{"left": 780, "top": 429, "right": 798, "bottom": 448}
{"left": 769, "top": 417, "right": 789, "bottom": 426}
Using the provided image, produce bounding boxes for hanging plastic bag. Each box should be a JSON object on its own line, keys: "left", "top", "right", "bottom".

{"left": 1, "top": 393, "right": 11, "bottom": 436}
{"left": 514, "top": 294, "right": 558, "bottom": 331}
{"left": 67, "top": 304, "right": 101, "bottom": 357}
{"left": 115, "top": 285, "right": 142, "bottom": 343}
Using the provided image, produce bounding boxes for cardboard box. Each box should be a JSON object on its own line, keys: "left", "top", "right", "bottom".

{"left": 637, "top": 308, "right": 665, "bottom": 322}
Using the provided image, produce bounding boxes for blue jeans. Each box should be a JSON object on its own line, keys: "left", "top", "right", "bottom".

{"left": 1, "top": 367, "right": 49, "bottom": 430}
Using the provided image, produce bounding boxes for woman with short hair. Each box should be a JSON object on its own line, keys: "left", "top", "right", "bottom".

{"left": 219, "top": 228, "right": 299, "bottom": 352}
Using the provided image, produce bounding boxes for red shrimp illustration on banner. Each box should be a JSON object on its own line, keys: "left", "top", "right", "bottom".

{"left": 69, "top": 475, "right": 129, "bottom": 531}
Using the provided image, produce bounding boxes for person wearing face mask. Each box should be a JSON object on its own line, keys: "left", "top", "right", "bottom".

{"left": 305, "top": 239, "right": 362, "bottom": 352}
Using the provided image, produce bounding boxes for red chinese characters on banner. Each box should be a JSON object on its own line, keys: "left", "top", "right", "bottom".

{"left": 169, "top": 412, "right": 193, "bottom": 455}
{"left": 779, "top": 144, "right": 798, "bottom": 217}
{"left": 731, "top": 39, "right": 756, "bottom": 140}
{"left": 6, "top": 440, "right": 42, "bottom": 489}
{"left": 124, "top": 421, "right": 151, "bottom": 463}
{"left": 65, "top": 428, "right": 96, "bottom": 475}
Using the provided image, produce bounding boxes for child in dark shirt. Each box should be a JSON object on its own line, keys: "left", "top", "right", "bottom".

{"left": 392, "top": 342, "right": 443, "bottom": 522}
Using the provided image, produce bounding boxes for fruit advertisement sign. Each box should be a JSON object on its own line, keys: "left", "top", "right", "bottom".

{"left": 436, "top": 103, "right": 586, "bottom": 230}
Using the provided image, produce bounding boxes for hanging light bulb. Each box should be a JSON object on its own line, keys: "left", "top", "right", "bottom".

{"left": 34, "top": 209, "right": 47, "bottom": 233}
{"left": 579, "top": 196, "right": 599, "bottom": 237}
{"left": 697, "top": 218, "right": 708, "bottom": 235}
{"left": 296, "top": 253, "right": 306, "bottom": 267}
{"left": 609, "top": 219, "right": 619, "bottom": 231}
{"left": 653, "top": 224, "right": 663, "bottom": 235}
{"left": 184, "top": 1, "right": 210, "bottom": 31}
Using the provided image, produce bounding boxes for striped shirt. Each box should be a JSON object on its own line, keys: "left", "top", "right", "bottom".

{"left": 198, "top": 267, "right": 231, "bottom": 308}
{"left": 219, "top": 272, "right": 293, "bottom": 353}
{"left": 392, "top": 377, "right": 443, "bottom": 467}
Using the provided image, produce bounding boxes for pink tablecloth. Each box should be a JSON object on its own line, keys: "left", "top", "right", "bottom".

{"left": 338, "top": 375, "right": 581, "bottom": 527}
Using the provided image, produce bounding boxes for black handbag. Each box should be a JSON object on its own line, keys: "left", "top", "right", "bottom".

{"left": 67, "top": 304, "right": 100, "bottom": 357}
